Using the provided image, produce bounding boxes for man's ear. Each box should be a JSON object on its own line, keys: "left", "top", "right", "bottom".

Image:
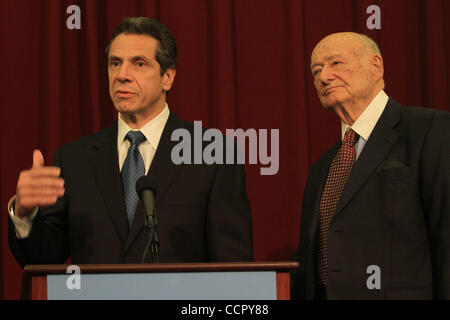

{"left": 162, "top": 68, "right": 176, "bottom": 92}
{"left": 371, "top": 54, "right": 384, "bottom": 81}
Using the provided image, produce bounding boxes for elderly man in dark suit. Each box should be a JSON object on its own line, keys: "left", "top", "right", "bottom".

{"left": 292, "top": 32, "right": 450, "bottom": 299}
{"left": 8, "top": 17, "right": 253, "bottom": 266}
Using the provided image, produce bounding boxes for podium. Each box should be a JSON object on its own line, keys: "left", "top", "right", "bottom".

{"left": 21, "top": 261, "right": 298, "bottom": 300}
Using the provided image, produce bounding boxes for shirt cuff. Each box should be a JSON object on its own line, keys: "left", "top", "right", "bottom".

{"left": 8, "top": 195, "right": 38, "bottom": 239}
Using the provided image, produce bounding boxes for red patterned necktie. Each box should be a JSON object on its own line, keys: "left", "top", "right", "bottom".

{"left": 318, "top": 128, "right": 358, "bottom": 286}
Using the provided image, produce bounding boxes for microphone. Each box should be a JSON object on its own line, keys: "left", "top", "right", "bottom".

{"left": 136, "top": 176, "right": 159, "bottom": 263}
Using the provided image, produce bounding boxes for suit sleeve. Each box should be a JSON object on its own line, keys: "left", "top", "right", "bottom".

{"left": 8, "top": 148, "right": 70, "bottom": 267}
{"left": 290, "top": 164, "right": 320, "bottom": 300}
{"left": 204, "top": 139, "right": 254, "bottom": 262}
{"left": 421, "top": 110, "right": 450, "bottom": 299}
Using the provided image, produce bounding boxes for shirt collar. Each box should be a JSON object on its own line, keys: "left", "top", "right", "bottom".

{"left": 341, "top": 89, "right": 389, "bottom": 141}
{"left": 117, "top": 103, "right": 170, "bottom": 150}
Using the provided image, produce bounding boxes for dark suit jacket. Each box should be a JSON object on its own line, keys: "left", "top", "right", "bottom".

{"left": 9, "top": 113, "right": 254, "bottom": 266}
{"left": 292, "top": 98, "right": 450, "bottom": 299}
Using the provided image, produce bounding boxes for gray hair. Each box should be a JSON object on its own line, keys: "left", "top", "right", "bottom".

{"left": 357, "top": 34, "right": 381, "bottom": 55}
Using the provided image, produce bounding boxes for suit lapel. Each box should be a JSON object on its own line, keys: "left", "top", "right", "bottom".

{"left": 146, "top": 113, "right": 186, "bottom": 206}
{"left": 308, "top": 144, "right": 340, "bottom": 243}
{"left": 89, "top": 123, "right": 129, "bottom": 244}
{"left": 334, "top": 98, "right": 401, "bottom": 218}
{"left": 124, "top": 113, "right": 186, "bottom": 252}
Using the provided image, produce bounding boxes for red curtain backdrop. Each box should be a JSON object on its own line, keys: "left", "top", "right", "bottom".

{"left": 1, "top": 0, "right": 449, "bottom": 299}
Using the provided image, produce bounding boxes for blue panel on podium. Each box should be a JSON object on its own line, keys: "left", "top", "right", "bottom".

{"left": 47, "top": 271, "right": 277, "bottom": 300}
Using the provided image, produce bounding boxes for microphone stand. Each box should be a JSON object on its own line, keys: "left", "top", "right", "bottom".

{"left": 142, "top": 209, "right": 159, "bottom": 263}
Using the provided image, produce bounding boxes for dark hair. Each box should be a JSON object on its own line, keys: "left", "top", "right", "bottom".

{"left": 106, "top": 17, "right": 177, "bottom": 76}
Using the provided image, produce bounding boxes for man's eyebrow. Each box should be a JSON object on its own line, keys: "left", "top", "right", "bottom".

{"left": 108, "top": 55, "right": 151, "bottom": 62}
{"left": 130, "top": 55, "right": 151, "bottom": 62}
{"left": 108, "top": 55, "right": 122, "bottom": 62}
{"left": 311, "top": 62, "right": 323, "bottom": 70}
{"left": 311, "top": 54, "right": 344, "bottom": 69}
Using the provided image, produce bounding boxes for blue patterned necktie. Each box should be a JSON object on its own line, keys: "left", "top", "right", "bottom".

{"left": 121, "top": 130, "right": 146, "bottom": 229}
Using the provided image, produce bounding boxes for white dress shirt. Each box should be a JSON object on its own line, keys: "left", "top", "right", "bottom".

{"left": 341, "top": 90, "right": 389, "bottom": 160}
{"left": 117, "top": 104, "right": 169, "bottom": 173}
{"left": 9, "top": 104, "right": 170, "bottom": 239}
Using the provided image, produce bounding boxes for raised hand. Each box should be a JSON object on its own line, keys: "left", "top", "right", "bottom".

{"left": 14, "top": 149, "right": 65, "bottom": 218}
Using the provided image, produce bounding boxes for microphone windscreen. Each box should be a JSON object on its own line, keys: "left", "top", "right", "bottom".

{"left": 135, "top": 175, "right": 156, "bottom": 198}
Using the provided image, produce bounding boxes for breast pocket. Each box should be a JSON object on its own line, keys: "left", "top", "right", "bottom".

{"left": 376, "top": 165, "right": 420, "bottom": 218}
{"left": 377, "top": 165, "right": 412, "bottom": 183}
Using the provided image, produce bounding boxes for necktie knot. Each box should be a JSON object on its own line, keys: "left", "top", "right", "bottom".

{"left": 126, "top": 131, "right": 146, "bottom": 146}
{"left": 343, "top": 128, "right": 358, "bottom": 146}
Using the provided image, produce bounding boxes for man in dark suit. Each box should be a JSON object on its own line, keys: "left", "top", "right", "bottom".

{"left": 292, "top": 32, "right": 450, "bottom": 299}
{"left": 8, "top": 17, "right": 253, "bottom": 266}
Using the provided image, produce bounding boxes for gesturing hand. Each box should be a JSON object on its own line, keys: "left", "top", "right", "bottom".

{"left": 15, "top": 149, "right": 65, "bottom": 218}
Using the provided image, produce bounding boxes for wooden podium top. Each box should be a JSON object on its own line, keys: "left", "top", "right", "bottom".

{"left": 24, "top": 261, "right": 299, "bottom": 275}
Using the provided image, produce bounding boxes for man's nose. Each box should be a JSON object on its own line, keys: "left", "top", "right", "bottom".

{"left": 318, "top": 65, "right": 335, "bottom": 85}
{"left": 117, "top": 63, "right": 132, "bottom": 82}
